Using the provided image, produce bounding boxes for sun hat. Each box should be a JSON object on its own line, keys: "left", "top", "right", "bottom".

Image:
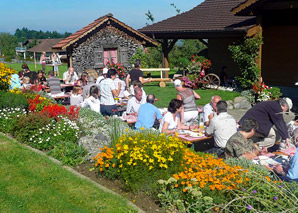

{"left": 174, "top": 79, "right": 182, "bottom": 87}
{"left": 103, "top": 68, "right": 108, "bottom": 74}
{"left": 285, "top": 97, "right": 293, "bottom": 111}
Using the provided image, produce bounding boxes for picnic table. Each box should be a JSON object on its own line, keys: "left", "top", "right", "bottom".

{"left": 142, "top": 68, "right": 171, "bottom": 87}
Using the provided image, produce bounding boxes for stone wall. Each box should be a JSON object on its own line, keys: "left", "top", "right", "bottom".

{"left": 72, "top": 25, "right": 143, "bottom": 74}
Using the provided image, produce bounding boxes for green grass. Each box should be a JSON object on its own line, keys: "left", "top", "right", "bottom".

{"left": 0, "top": 134, "right": 136, "bottom": 212}
{"left": 143, "top": 82, "right": 240, "bottom": 108}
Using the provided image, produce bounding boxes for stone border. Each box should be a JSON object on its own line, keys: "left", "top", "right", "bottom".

{"left": 1, "top": 133, "right": 145, "bottom": 213}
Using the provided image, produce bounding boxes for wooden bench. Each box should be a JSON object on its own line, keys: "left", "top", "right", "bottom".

{"left": 142, "top": 68, "right": 172, "bottom": 87}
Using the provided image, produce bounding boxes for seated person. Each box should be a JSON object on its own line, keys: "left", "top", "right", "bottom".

{"left": 126, "top": 87, "right": 146, "bottom": 116}
{"left": 70, "top": 86, "right": 83, "bottom": 106}
{"left": 135, "top": 94, "right": 162, "bottom": 130}
{"left": 159, "top": 99, "right": 193, "bottom": 134}
{"left": 20, "top": 76, "right": 31, "bottom": 90}
{"left": 130, "top": 80, "right": 147, "bottom": 100}
{"left": 203, "top": 95, "right": 221, "bottom": 126}
{"left": 274, "top": 146, "right": 298, "bottom": 182}
{"left": 80, "top": 85, "right": 100, "bottom": 113}
{"left": 63, "top": 67, "right": 79, "bottom": 84}
{"left": 206, "top": 100, "right": 237, "bottom": 149}
{"left": 96, "top": 68, "right": 108, "bottom": 85}
{"left": 9, "top": 74, "right": 21, "bottom": 90}
{"left": 220, "top": 66, "right": 230, "bottom": 87}
{"left": 37, "top": 70, "right": 47, "bottom": 86}
{"left": 225, "top": 118, "right": 260, "bottom": 160}
{"left": 82, "top": 76, "right": 99, "bottom": 100}
{"left": 113, "top": 75, "right": 126, "bottom": 98}
{"left": 30, "top": 77, "right": 42, "bottom": 92}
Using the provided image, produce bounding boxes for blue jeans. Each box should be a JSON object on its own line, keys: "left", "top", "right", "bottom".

{"left": 100, "top": 104, "right": 117, "bottom": 116}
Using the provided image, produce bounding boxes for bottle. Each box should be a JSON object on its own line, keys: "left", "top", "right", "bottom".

{"left": 199, "top": 112, "right": 204, "bottom": 132}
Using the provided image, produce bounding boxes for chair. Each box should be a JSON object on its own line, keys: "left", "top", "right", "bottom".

{"left": 47, "top": 77, "right": 62, "bottom": 95}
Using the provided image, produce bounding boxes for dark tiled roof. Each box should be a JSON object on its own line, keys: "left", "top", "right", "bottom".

{"left": 53, "top": 13, "right": 157, "bottom": 50}
{"left": 139, "top": 0, "right": 256, "bottom": 36}
{"left": 27, "top": 38, "right": 64, "bottom": 53}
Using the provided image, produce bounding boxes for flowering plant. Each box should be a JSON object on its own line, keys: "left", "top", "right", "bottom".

{"left": 189, "top": 54, "right": 212, "bottom": 71}
{"left": 41, "top": 104, "right": 80, "bottom": 121}
{"left": 252, "top": 80, "right": 282, "bottom": 102}
{"left": 105, "top": 61, "right": 126, "bottom": 77}
{"left": 0, "top": 63, "right": 16, "bottom": 91}
{"left": 0, "top": 107, "right": 26, "bottom": 134}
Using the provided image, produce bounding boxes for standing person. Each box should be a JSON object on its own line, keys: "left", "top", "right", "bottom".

{"left": 96, "top": 68, "right": 108, "bottom": 85}
{"left": 40, "top": 52, "right": 47, "bottom": 72}
{"left": 63, "top": 67, "right": 79, "bottom": 84}
{"left": 239, "top": 98, "right": 293, "bottom": 148}
{"left": 126, "top": 87, "right": 146, "bottom": 116}
{"left": 99, "top": 69, "right": 121, "bottom": 116}
{"left": 206, "top": 101, "right": 237, "bottom": 152}
{"left": 135, "top": 94, "right": 162, "bottom": 130}
{"left": 81, "top": 85, "right": 100, "bottom": 113}
{"left": 174, "top": 79, "right": 201, "bottom": 124}
{"left": 125, "top": 59, "right": 151, "bottom": 92}
{"left": 203, "top": 95, "right": 222, "bottom": 126}
{"left": 51, "top": 52, "right": 59, "bottom": 77}
{"left": 70, "top": 86, "right": 83, "bottom": 106}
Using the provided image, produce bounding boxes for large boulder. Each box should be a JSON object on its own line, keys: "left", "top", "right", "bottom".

{"left": 226, "top": 100, "right": 234, "bottom": 110}
{"left": 233, "top": 96, "right": 251, "bottom": 109}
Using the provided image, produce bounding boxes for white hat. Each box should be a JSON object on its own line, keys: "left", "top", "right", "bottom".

{"left": 103, "top": 68, "right": 108, "bottom": 74}
{"left": 285, "top": 97, "right": 293, "bottom": 111}
{"left": 174, "top": 79, "right": 182, "bottom": 87}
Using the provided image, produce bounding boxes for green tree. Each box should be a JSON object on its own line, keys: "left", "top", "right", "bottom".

{"left": 0, "top": 33, "right": 18, "bottom": 61}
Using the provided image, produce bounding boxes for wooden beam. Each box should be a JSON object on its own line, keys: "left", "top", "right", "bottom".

{"left": 198, "top": 39, "right": 208, "bottom": 46}
{"left": 34, "top": 52, "right": 36, "bottom": 69}
{"left": 162, "top": 39, "right": 169, "bottom": 78}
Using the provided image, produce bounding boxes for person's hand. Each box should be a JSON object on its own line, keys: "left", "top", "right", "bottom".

{"left": 118, "top": 82, "right": 121, "bottom": 89}
{"left": 285, "top": 138, "right": 291, "bottom": 147}
{"left": 274, "top": 164, "right": 285, "bottom": 175}
{"left": 261, "top": 147, "right": 268, "bottom": 155}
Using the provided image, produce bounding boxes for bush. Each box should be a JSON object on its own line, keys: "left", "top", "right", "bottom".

{"left": 0, "top": 107, "right": 26, "bottom": 134}
{"left": 0, "top": 90, "right": 28, "bottom": 110}
{"left": 48, "top": 142, "right": 87, "bottom": 166}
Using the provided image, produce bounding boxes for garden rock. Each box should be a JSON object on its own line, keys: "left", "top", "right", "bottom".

{"left": 233, "top": 97, "right": 251, "bottom": 109}
{"left": 226, "top": 100, "right": 234, "bottom": 110}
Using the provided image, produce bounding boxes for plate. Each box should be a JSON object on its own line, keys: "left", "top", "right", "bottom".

{"left": 189, "top": 132, "right": 204, "bottom": 137}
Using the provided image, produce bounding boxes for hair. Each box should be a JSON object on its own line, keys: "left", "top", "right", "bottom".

{"left": 107, "top": 69, "right": 117, "bottom": 78}
{"left": 222, "top": 66, "right": 227, "bottom": 71}
{"left": 30, "top": 72, "right": 37, "bottom": 84}
{"left": 134, "top": 59, "right": 141, "bottom": 68}
{"left": 23, "top": 76, "right": 30, "bottom": 84}
{"left": 279, "top": 98, "right": 288, "bottom": 108}
{"left": 72, "top": 85, "right": 82, "bottom": 95}
{"left": 88, "top": 75, "right": 95, "bottom": 83}
{"left": 47, "top": 71, "right": 54, "bottom": 77}
{"left": 37, "top": 70, "right": 43, "bottom": 75}
{"left": 89, "top": 85, "right": 99, "bottom": 99}
{"left": 241, "top": 118, "right": 258, "bottom": 132}
{"left": 22, "top": 63, "right": 29, "bottom": 70}
{"left": 79, "top": 72, "right": 88, "bottom": 86}
{"left": 168, "top": 99, "right": 183, "bottom": 114}
{"left": 132, "top": 80, "right": 142, "bottom": 88}
{"left": 134, "top": 87, "right": 142, "bottom": 95}
{"left": 147, "top": 94, "right": 155, "bottom": 104}
{"left": 216, "top": 101, "right": 228, "bottom": 113}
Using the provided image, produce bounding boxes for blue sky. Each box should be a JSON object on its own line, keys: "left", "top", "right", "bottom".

{"left": 1, "top": 0, "right": 203, "bottom": 34}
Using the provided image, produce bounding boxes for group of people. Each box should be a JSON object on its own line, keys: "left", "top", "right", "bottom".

{"left": 40, "top": 52, "right": 60, "bottom": 76}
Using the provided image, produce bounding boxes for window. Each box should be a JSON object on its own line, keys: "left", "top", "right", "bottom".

{"left": 104, "top": 48, "right": 117, "bottom": 65}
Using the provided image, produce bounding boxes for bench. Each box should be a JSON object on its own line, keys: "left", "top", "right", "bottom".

{"left": 142, "top": 68, "right": 172, "bottom": 87}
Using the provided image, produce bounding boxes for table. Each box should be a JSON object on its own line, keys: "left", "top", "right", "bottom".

{"left": 177, "top": 130, "right": 212, "bottom": 150}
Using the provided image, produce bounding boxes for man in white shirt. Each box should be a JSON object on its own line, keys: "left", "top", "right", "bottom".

{"left": 96, "top": 68, "right": 108, "bottom": 85}
{"left": 126, "top": 87, "right": 146, "bottom": 116}
{"left": 63, "top": 67, "right": 79, "bottom": 84}
{"left": 203, "top": 95, "right": 221, "bottom": 126}
{"left": 206, "top": 100, "right": 237, "bottom": 149}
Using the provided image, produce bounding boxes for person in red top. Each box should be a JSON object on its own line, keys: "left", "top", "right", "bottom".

{"left": 30, "top": 78, "right": 42, "bottom": 92}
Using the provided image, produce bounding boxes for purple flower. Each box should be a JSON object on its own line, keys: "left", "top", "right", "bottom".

{"left": 242, "top": 188, "right": 246, "bottom": 192}
{"left": 252, "top": 190, "right": 257, "bottom": 194}
{"left": 274, "top": 196, "right": 278, "bottom": 200}
{"left": 247, "top": 205, "right": 253, "bottom": 211}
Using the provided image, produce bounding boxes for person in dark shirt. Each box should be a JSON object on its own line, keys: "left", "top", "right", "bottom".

{"left": 220, "top": 66, "right": 229, "bottom": 87}
{"left": 126, "top": 59, "right": 151, "bottom": 92}
{"left": 239, "top": 98, "right": 293, "bottom": 148}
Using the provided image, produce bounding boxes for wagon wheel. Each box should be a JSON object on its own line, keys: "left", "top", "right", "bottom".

{"left": 203, "top": 74, "right": 220, "bottom": 90}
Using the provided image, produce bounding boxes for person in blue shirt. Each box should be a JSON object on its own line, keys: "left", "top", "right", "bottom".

{"left": 274, "top": 147, "right": 298, "bottom": 182}
{"left": 135, "top": 94, "right": 162, "bottom": 130}
{"left": 9, "top": 74, "right": 21, "bottom": 90}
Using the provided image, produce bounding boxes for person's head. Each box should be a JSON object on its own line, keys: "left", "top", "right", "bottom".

{"left": 80, "top": 72, "right": 88, "bottom": 85}
{"left": 216, "top": 100, "right": 227, "bottom": 114}
{"left": 147, "top": 94, "right": 155, "bottom": 104}
{"left": 68, "top": 67, "right": 74, "bottom": 74}
{"left": 107, "top": 69, "right": 118, "bottom": 79}
{"left": 211, "top": 95, "right": 222, "bottom": 110}
{"left": 42, "top": 51, "right": 46, "bottom": 56}
{"left": 134, "top": 59, "right": 141, "bottom": 69}
{"left": 174, "top": 79, "right": 183, "bottom": 89}
{"left": 73, "top": 85, "right": 82, "bottom": 95}
{"left": 88, "top": 75, "right": 95, "bottom": 84}
{"left": 22, "top": 63, "right": 29, "bottom": 70}
{"left": 47, "top": 71, "right": 54, "bottom": 78}
{"left": 102, "top": 68, "right": 108, "bottom": 77}
{"left": 222, "top": 66, "right": 227, "bottom": 72}
{"left": 89, "top": 85, "right": 99, "bottom": 99}
{"left": 240, "top": 118, "right": 258, "bottom": 138}
{"left": 280, "top": 98, "right": 293, "bottom": 112}
{"left": 132, "top": 80, "right": 142, "bottom": 89}
{"left": 37, "top": 70, "right": 43, "bottom": 79}
{"left": 168, "top": 99, "right": 183, "bottom": 114}
{"left": 134, "top": 87, "right": 143, "bottom": 102}
{"left": 23, "top": 76, "right": 30, "bottom": 84}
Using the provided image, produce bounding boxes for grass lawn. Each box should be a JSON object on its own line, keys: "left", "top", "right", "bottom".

{"left": 0, "top": 134, "right": 136, "bottom": 212}
{"left": 143, "top": 82, "right": 240, "bottom": 108}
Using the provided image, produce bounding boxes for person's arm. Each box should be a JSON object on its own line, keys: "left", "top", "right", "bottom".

{"left": 112, "top": 82, "right": 121, "bottom": 97}
{"left": 205, "top": 120, "right": 214, "bottom": 136}
{"left": 139, "top": 76, "right": 151, "bottom": 84}
{"left": 176, "top": 94, "right": 185, "bottom": 124}
{"left": 193, "top": 90, "right": 201, "bottom": 99}
{"left": 126, "top": 74, "right": 130, "bottom": 88}
{"left": 269, "top": 104, "right": 289, "bottom": 140}
{"left": 177, "top": 118, "right": 191, "bottom": 130}
{"left": 162, "top": 121, "right": 177, "bottom": 134}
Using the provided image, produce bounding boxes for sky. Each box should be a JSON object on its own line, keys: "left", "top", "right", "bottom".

{"left": 1, "top": 0, "right": 203, "bottom": 34}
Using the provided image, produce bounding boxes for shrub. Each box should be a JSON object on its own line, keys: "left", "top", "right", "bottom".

{"left": 48, "top": 142, "right": 87, "bottom": 166}
{"left": 0, "top": 90, "right": 28, "bottom": 110}
{"left": 41, "top": 104, "right": 80, "bottom": 121}
{"left": 28, "top": 94, "right": 53, "bottom": 112}
{"left": 0, "top": 107, "right": 26, "bottom": 134}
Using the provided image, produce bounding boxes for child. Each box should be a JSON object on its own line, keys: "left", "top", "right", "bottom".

{"left": 21, "top": 76, "right": 31, "bottom": 90}
{"left": 70, "top": 86, "right": 83, "bottom": 106}
{"left": 80, "top": 85, "right": 100, "bottom": 113}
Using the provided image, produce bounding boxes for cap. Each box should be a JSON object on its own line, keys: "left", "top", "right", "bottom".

{"left": 174, "top": 79, "right": 182, "bottom": 87}
{"left": 103, "top": 68, "right": 108, "bottom": 74}
{"left": 285, "top": 97, "right": 293, "bottom": 111}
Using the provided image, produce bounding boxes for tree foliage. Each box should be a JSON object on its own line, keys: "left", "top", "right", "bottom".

{"left": 0, "top": 33, "right": 18, "bottom": 60}
{"left": 228, "top": 35, "right": 263, "bottom": 89}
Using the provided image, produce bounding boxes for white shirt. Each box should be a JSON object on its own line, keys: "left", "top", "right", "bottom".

{"left": 99, "top": 78, "right": 116, "bottom": 105}
{"left": 63, "top": 71, "right": 79, "bottom": 83}
{"left": 159, "top": 112, "right": 179, "bottom": 132}
{"left": 81, "top": 96, "right": 100, "bottom": 113}
{"left": 70, "top": 94, "right": 83, "bottom": 106}
{"left": 96, "top": 76, "right": 105, "bottom": 85}
{"left": 203, "top": 103, "right": 217, "bottom": 123}
{"left": 206, "top": 112, "right": 237, "bottom": 148}
{"left": 113, "top": 78, "right": 126, "bottom": 98}
{"left": 126, "top": 96, "right": 146, "bottom": 114}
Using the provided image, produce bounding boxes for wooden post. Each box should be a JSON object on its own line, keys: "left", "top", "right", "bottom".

{"left": 162, "top": 39, "right": 169, "bottom": 78}
{"left": 34, "top": 52, "right": 37, "bottom": 69}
